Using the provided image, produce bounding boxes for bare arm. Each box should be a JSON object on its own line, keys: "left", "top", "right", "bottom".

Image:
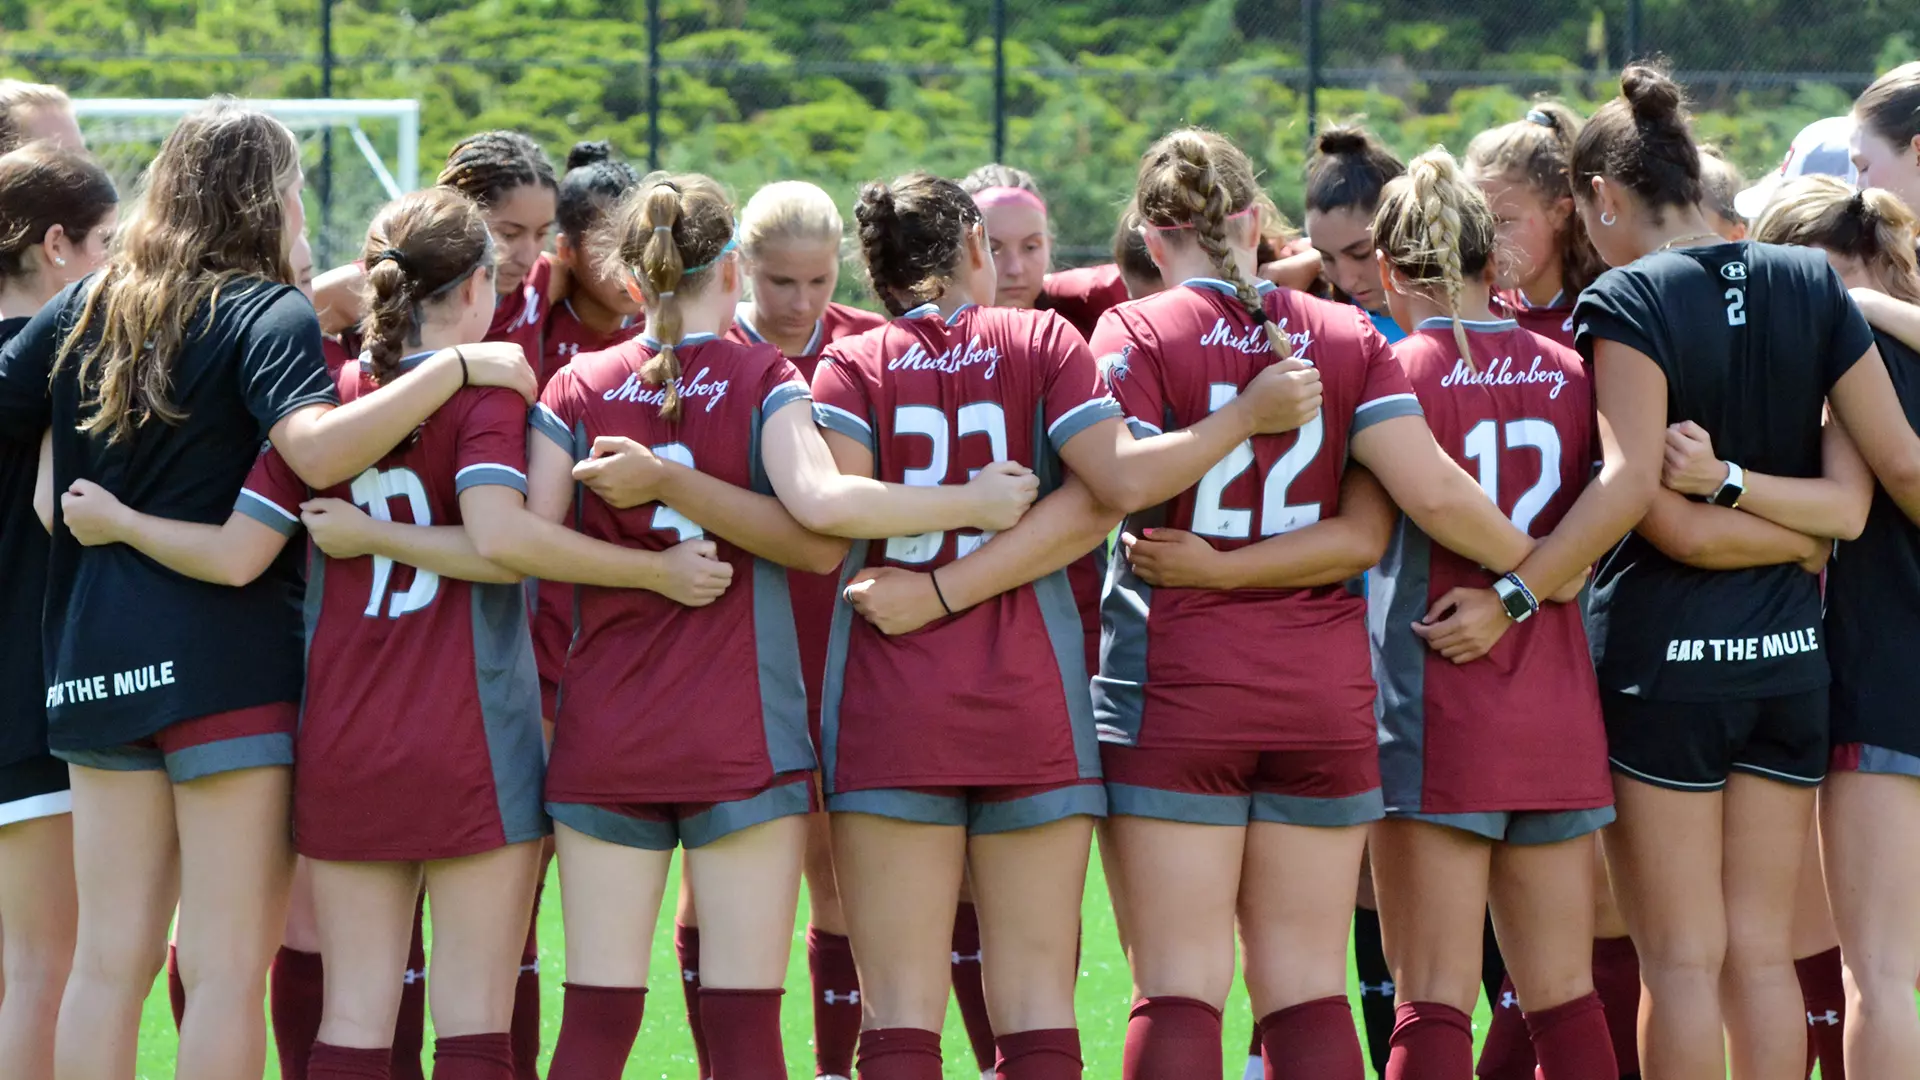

{"left": 1349, "top": 415, "right": 1534, "bottom": 574}
{"left": 297, "top": 497, "right": 519, "bottom": 584}
{"left": 1121, "top": 467, "right": 1394, "bottom": 590}
{"left": 1661, "top": 417, "right": 1871, "bottom": 540}
{"left": 312, "top": 262, "right": 368, "bottom": 337}
{"left": 1853, "top": 288, "right": 1920, "bottom": 354}
{"left": 1826, "top": 344, "right": 1920, "bottom": 530}
{"left": 59, "top": 479, "right": 289, "bottom": 587}
{"left": 766, "top": 423, "right": 1036, "bottom": 540}
{"left": 1637, "top": 487, "right": 1826, "bottom": 571}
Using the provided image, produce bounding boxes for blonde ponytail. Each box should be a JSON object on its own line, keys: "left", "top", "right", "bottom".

{"left": 1374, "top": 146, "right": 1497, "bottom": 368}
{"left": 610, "top": 173, "right": 737, "bottom": 420}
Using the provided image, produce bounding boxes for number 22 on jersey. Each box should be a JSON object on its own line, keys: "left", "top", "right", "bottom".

{"left": 1191, "top": 383, "right": 1323, "bottom": 540}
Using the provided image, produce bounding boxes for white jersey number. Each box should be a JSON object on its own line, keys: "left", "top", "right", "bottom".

{"left": 884, "top": 403, "right": 1009, "bottom": 564}
{"left": 1190, "top": 383, "right": 1324, "bottom": 540}
{"left": 1725, "top": 288, "right": 1747, "bottom": 327}
{"left": 648, "top": 442, "right": 704, "bottom": 542}
{"left": 1462, "top": 418, "right": 1562, "bottom": 533}
{"left": 347, "top": 466, "right": 440, "bottom": 618}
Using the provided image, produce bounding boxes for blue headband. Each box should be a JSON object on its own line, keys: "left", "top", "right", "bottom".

{"left": 683, "top": 235, "right": 739, "bottom": 276}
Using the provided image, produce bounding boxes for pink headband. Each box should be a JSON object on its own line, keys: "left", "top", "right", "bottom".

{"left": 971, "top": 186, "right": 1048, "bottom": 215}
{"left": 1143, "top": 205, "right": 1259, "bottom": 232}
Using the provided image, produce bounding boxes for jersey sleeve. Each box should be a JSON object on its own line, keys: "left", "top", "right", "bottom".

{"left": 761, "top": 355, "right": 812, "bottom": 425}
{"left": 454, "top": 388, "right": 531, "bottom": 495}
{"left": 1089, "top": 308, "right": 1167, "bottom": 439}
{"left": 0, "top": 289, "right": 67, "bottom": 443}
{"left": 530, "top": 365, "right": 585, "bottom": 461}
{"left": 1573, "top": 268, "right": 1664, "bottom": 370}
{"left": 237, "top": 287, "right": 339, "bottom": 437}
{"left": 1819, "top": 261, "right": 1875, "bottom": 390}
{"left": 234, "top": 445, "right": 308, "bottom": 537}
{"left": 810, "top": 348, "right": 875, "bottom": 451}
{"left": 1350, "top": 323, "right": 1423, "bottom": 435}
{"left": 1041, "top": 315, "right": 1123, "bottom": 454}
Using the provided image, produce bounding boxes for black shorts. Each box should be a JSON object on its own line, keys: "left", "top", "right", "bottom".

{"left": 0, "top": 754, "right": 72, "bottom": 827}
{"left": 1602, "top": 688, "right": 1827, "bottom": 792}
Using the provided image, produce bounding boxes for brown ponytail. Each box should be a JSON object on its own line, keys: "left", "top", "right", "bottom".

{"left": 609, "top": 172, "right": 735, "bottom": 420}
{"left": 1375, "top": 147, "right": 1498, "bottom": 367}
{"left": 1465, "top": 100, "right": 1606, "bottom": 295}
{"left": 1134, "top": 128, "right": 1286, "bottom": 355}
{"left": 358, "top": 187, "right": 494, "bottom": 385}
{"left": 1752, "top": 175, "right": 1920, "bottom": 305}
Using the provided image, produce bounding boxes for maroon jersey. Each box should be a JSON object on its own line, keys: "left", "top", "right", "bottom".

{"left": 531, "top": 333, "right": 815, "bottom": 802}
{"left": 487, "top": 252, "right": 552, "bottom": 363}
{"left": 321, "top": 335, "right": 356, "bottom": 377}
{"left": 1371, "top": 318, "right": 1609, "bottom": 814}
{"left": 236, "top": 355, "right": 544, "bottom": 860}
{"left": 811, "top": 303, "right": 1121, "bottom": 791}
{"left": 1493, "top": 288, "right": 1577, "bottom": 351}
{"left": 529, "top": 298, "right": 646, "bottom": 715}
{"left": 726, "top": 300, "right": 885, "bottom": 736}
{"left": 1090, "top": 278, "right": 1423, "bottom": 751}
{"left": 1042, "top": 263, "right": 1132, "bottom": 340}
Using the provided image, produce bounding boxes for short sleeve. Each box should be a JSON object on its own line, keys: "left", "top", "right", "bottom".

{"left": 810, "top": 348, "right": 875, "bottom": 451}
{"left": 237, "top": 288, "right": 339, "bottom": 437}
{"left": 454, "top": 388, "right": 531, "bottom": 495}
{"left": 1820, "top": 262, "right": 1875, "bottom": 390}
{"left": 1573, "top": 268, "right": 1665, "bottom": 370}
{"left": 0, "top": 287, "right": 74, "bottom": 443}
{"left": 531, "top": 365, "right": 584, "bottom": 460}
{"left": 1089, "top": 308, "right": 1167, "bottom": 440}
{"left": 1350, "top": 324, "right": 1423, "bottom": 435}
{"left": 760, "top": 355, "right": 811, "bottom": 425}
{"left": 234, "top": 445, "right": 307, "bottom": 536}
{"left": 1041, "top": 316, "right": 1123, "bottom": 454}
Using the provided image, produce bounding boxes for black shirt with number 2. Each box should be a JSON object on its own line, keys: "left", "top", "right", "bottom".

{"left": 1574, "top": 241, "right": 1873, "bottom": 703}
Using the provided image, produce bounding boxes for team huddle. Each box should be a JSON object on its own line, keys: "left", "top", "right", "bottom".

{"left": 2, "top": 54, "right": 1920, "bottom": 1080}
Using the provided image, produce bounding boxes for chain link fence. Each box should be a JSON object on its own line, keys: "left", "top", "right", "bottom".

{"left": 4, "top": 0, "right": 1909, "bottom": 267}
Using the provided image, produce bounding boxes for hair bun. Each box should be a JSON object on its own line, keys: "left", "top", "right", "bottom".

{"left": 567, "top": 140, "right": 614, "bottom": 170}
{"left": 1620, "top": 64, "right": 1684, "bottom": 124}
{"left": 1315, "top": 127, "right": 1372, "bottom": 157}
{"left": 855, "top": 181, "right": 898, "bottom": 227}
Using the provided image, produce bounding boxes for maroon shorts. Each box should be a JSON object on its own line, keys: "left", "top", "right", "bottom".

{"left": 826, "top": 777, "right": 1106, "bottom": 835}
{"left": 547, "top": 771, "right": 815, "bottom": 851}
{"left": 54, "top": 703, "right": 298, "bottom": 784}
{"left": 1100, "top": 741, "right": 1382, "bottom": 827}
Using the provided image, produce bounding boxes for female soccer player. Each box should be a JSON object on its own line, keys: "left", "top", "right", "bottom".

{"left": 1367, "top": 146, "right": 1616, "bottom": 1080}
{"left": 1559, "top": 64, "right": 1920, "bottom": 1080}
{"left": 59, "top": 186, "right": 550, "bottom": 1080}
{"left": 0, "top": 80, "right": 82, "bottom": 153}
{"left": 961, "top": 164, "right": 1052, "bottom": 313}
{"left": 1697, "top": 148, "right": 1749, "bottom": 240}
{"left": 1852, "top": 62, "right": 1920, "bottom": 214}
{"left": 542, "top": 141, "right": 644, "bottom": 391}
{"left": 1754, "top": 176, "right": 1920, "bottom": 1080}
{"left": 0, "top": 139, "right": 114, "bottom": 1080}
{"left": 1304, "top": 125, "right": 1408, "bottom": 343}
{"left": 0, "top": 101, "right": 534, "bottom": 1080}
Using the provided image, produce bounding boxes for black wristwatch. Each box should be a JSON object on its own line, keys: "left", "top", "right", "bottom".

{"left": 1492, "top": 573, "right": 1539, "bottom": 624}
{"left": 1710, "top": 461, "right": 1746, "bottom": 508}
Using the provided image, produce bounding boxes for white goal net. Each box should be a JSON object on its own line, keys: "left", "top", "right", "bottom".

{"left": 72, "top": 98, "right": 422, "bottom": 267}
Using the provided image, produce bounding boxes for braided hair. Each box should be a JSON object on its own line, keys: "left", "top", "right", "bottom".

{"left": 1374, "top": 147, "right": 1497, "bottom": 366}
{"left": 359, "top": 188, "right": 494, "bottom": 385}
{"left": 437, "top": 131, "right": 556, "bottom": 210}
{"left": 853, "top": 172, "right": 981, "bottom": 317}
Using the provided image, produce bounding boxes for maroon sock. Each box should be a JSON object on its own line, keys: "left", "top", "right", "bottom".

{"left": 809, "top": 927, "right": 862, "bottom": 1078}
{"left": 511, "top": 889, "right": 543, "bottom": 1080}
{"left": 1122, "top": 996, "right": 1222, "bottom": 1080}
{"left": 857, "top": 1027, "right": 942, "bottom": 1080}
{"left": 548, "top": 984, "right": 646, "bottom": 1080}
{"left": 1258, "top": 996, "right": 1365, "bottom": 1080}
{"left": 996, "top": 1027, "right": 1081, "bottom": 1080}
{"left": 434, "top": 1032, "right": 515, "bottom": 1080}
{"left": 1591, "top": 936, "right": 1641, "bottom": 1078}
{"left": 391, "top": 896, "right": 428, "bottom": 1080}
{"left": 675, "top": 924, "right": 711, "bottom": 1078}
{"left": 1476, "top": 974, "right": 1534, "bottom": 1080}
{"left": 167, "top": 942, "right": 186, "bottom": 1029}
{"left": 272, "top": 947, "right": 326, "bottom": 1080}
{"left": 1797, "top": 946, "right": 1846, "bottom": 1080}
{"left": 1525, "top": 991, "right": 1618, "bottom": 1080}
{"left": 699, "top": 987, "right": 786, "bottom": 1078}
{"left": 1249, "top": 1015, "right": 1263, "bottom": 1060}
{"left": 951, "top": 902, "right": 996, "bottom": 1071}
{"left": 1385, "top": 1001, "right": 1472, "bottom": 1080}
{"left": 309, "top": 1042, "right": 393, "bottom": 1080}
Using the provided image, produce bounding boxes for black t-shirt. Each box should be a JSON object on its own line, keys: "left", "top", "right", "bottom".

{"left": 0, "top": 316, "right": 49, "bottom": 769}
{"left": 0, "top": 277, "right": 336, "bottom": 751}
{"left": 1575, "top": 241, "right": 1873, "bottom": 702}
{"left": 1828, "top": 329, "right": 1920, "bottom": 752}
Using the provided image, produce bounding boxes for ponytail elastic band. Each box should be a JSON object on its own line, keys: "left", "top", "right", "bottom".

{"left": 971, "top": 186, "right": 1048, "bottom": 215}
{"left": 1142, "top": 205, "right": 1259, "bottom": 232}
{"left": 370, "top": 247, "right": 412, "bottom": 273}
{"left": 1526, "top": 108, "right": 1556, "bottom": 128}
{"left": 652, "top": 225, "right": 674, "bottom": 236}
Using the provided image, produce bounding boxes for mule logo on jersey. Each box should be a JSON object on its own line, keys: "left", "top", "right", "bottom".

{"left": 1100, "top": 345, "right": 1132, "bottom": 383}
{"left": 1199, "top": 316, "right": 1314, "bottom": 358}
{"left": 1439, "top": 355, "right": 1569, "bottom": 399}
{"left": 888, "top": 335, "right": 1001, "bottom": 379}
{"left": 603, "top": 366, "right": 731, "bottom": 411}
{"left": 1721, "top": 262, "right": 1748, "bottom": 281}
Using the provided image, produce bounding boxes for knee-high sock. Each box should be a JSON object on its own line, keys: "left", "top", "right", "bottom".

{"left": 995, "top": 1028, "right": 1081, "bottom": 1080}
{"left": 1525, "top": 991, "right": 1618, "bottom": 1080}
{"left": 1796, "top": 947, "right": 1846, "bottom": 1080}
{"left": 1591, "top": 936, "right": 1641, "bottom": 1079}
{"left": 1122, "top": 997, "right": 1222, "bottom": 1080}
{"left": 271, "top": 946, "right": 326, "bottom": 1080}
{"left": 1258, "top": 996, "right": 1366, "bottom": 1080}
{"left": 1481, "top": 911, "right": 1508, "bottom": 1009}
{"left": 1352, "top": 907, "right": 1396, "bottom": 1077}
{"left": 167, "top": 942, "right": 186, "bottom": 1029}
{"left": 809, "top": 927, "right": 862, "bottom": 1079}
{"left": 699, "top": 988, "right": 786, "bottom": 1079}
{"left": 391, "top": 897, "right": 428, "bottom": 1080}
{"left": 308, "top": 1043, "right": 392, "bottom": 1080}
{"left": 1385, "top": 1001, "right": 1472, "bottom": 1080}
{"left": 434, "top": 1032, "right": 515, "bottom": 1080}
{"left": 1474, "top": 975, "right": 1534, "bottom": 1080}
{"left": 510, "top": 877, "right": 544, "bottom": 1080}
{"left": 951, "top": 902, "right": 996, "bottom": 1072}
{"left": 858, "top": 1027, "right": 942, "bottom": 1080}
{"left": 675, "top": 924, "right": 710, "bottom": 1079}
{"left": 548, "top": 984, "right": 646, "bottom": 1080}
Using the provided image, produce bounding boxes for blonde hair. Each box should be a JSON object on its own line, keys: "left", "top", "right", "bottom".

{"left": 1752, "top": 176, "right": 1920, "bottom": 305}
{"left": 0, "top": 81, "right": 71, "bottom": 153}
{"left": 1133, "top": 128, "right": 1285, "bottom": 353}
{"left": 740, "top": 181, "right": 843, "bottom": 260}
{"left": 610, "top": 172, "right": 736, "bottom": 420}
{"left": 57, "top": 100, "right": 301, "bottom": 443}
{"left": 1375, "top": 146, "right": 1497, "bottom": 364}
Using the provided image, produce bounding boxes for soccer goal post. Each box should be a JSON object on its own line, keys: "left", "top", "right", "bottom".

{"left": 72, "top": 98, "right": 422, "bottom": 265}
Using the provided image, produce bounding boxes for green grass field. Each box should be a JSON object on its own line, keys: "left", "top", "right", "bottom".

{"left": 133, "top": 854, "right": 1495, "bottom": 1080}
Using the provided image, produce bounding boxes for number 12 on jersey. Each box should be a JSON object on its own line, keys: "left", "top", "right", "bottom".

{"left": 1191, "top": 383, "right": 1324, "bottom": 540}
{"left": 1462, "top": 418, "right": 1561, "bottom": 533}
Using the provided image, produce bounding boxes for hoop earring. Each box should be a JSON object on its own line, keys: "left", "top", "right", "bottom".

{"left": 1600, "top": 211, "right": 1617, "bottom": 227}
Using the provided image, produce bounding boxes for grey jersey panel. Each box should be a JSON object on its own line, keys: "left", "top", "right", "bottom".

{"left": 1369, "top": 514, "right": 1433, "bottom": 813}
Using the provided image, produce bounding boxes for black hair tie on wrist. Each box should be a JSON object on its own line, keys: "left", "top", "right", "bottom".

{"left": 454, "top": 346, "right": 469, "bottom": 388}
{"left": 931, "top": 568, "right": 954, "bottom": 615}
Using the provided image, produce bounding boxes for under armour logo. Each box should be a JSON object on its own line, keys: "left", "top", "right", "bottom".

{"left": 521, "top": 961, "right": 540, "bottom": 975}
{"left": 402, "top": 968, "right": 425, "bottom": 986}
{"left": 952, "top": 951, "right": 982, "bottom": 965}
{"left": 558, "top": 342, "right": 580, "bottom": 357}
{"left": 1359, "top": 980, "right": 1394, "bottom": 997}
{"left": 1500, "top": 991, "right": 1518, "bottom": 1009}
{"left": 683, "top": 967, "right": 699, "bottom": 983}
{"left": 823, "top": 989, "right": 860, "bottom": 1005}
{"left": 1808, "top": 1010, "right": 1841, "bottom": 1026}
